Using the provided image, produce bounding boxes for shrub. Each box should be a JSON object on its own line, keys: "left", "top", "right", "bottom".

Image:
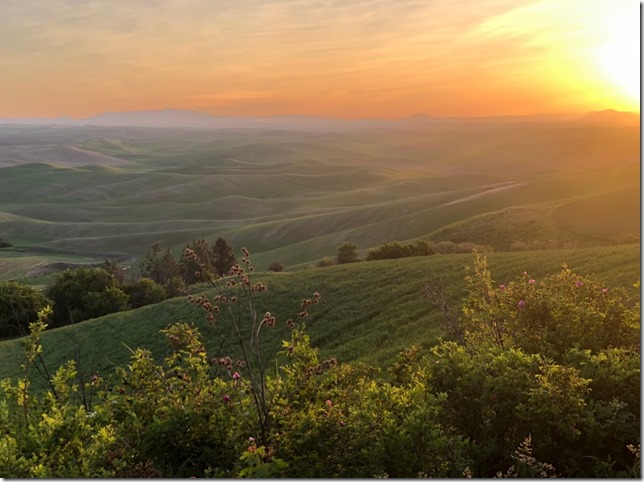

{"left": 0, "top": 281, "right": 51, "bottom": 339}
{"left": 315, "top": 257, "right": 335, "bottom": 268}
{"left": 46, "top": 268, "right": 128, "bottom": 326}
{"left": 336, "top": 242, "right": 360, "bottom": 264}
{"left": 122, "top": 278, "right": 167, "bottom": 309}
{"left": 268, "top": 261, "right": 285, "bottom": 272}
{"left": 366, "top": 240, "right": 436, "bottom": 261}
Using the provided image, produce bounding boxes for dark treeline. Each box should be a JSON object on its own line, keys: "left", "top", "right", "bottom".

{"left": 0, "top": 237, "right": 238, "bottom": 338}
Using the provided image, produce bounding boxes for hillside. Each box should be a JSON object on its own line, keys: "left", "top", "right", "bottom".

{"left": 0, "top": 121, "right": 639, "bottom": 279}
{"left": 1, "top": 244, "right": 639, "bottom": 390}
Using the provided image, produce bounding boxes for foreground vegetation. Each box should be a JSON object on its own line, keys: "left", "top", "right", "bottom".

{"left": 0, "top": 246, "right": 640, "bottom": 477}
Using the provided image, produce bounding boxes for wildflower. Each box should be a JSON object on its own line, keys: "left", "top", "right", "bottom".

{"left": 223, "top": 395, "right": 231, "bottom": 403}
{"left": 90, "top": 374, "right": 100, "bottom": 383}
{"left": 232, "top": 371, "right": 241, "bottom": 380}
{"left": 575, "top": 281, "right": 584, "bottom": 287}
{"left": 326, "top": 399, "right": 333, "bottom": 407}
{"left": 499, "top": 284, "right": 506, "bottom": 290}
{"left": 602, "top": 288, "right": 608, "bottom": 293}
{"left": 517, "top": 300, "right": 526, "bottom": 311}
{"left": 528, "top": 279, "right": 536, "bottom": 285}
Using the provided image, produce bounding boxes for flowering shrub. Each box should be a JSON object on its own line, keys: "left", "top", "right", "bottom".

{"left": 0, "top": 251, "right": 639, "bottom": 478}
{"left": 462, "top": 254, "right": 639, "bottom": 359}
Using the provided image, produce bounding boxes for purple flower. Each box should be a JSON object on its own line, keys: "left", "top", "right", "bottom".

{"left": 223, "top": 395, "right": 231, "bottom": 403}
{"left": 528, "top": 279, "right": 536, "bottom": 285}
{"left": 232, "top": 371, "right": 241, "bottom": 380}
{"left": 517, "top": 300, "right": 526, "bottom": 311}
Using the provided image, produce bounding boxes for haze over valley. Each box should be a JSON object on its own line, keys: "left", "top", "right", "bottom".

{"left": 0, "top": 108, "right": 638, "bottom": 278}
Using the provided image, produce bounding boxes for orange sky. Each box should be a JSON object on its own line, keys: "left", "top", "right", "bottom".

{"left": 0, "top": 0, "right": 639, "bottom": 119}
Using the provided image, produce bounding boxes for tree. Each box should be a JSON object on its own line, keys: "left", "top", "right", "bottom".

{"left": 180, "top": 239, "right": 215, "bottom": 284}
{"left": 100, "top": 259, "right": 129, "bottom": 285}
{"left": 268, "top": 261, "right": 285, "bottom": 272}
{"left": 0, "top": 237, "right": 12, "bottom": 248}
{"left": 122, "top": 278, "right": 167, "bottom": 309}
{"left": 46, "top": 268, "right": 129, "bottom": 326}
{"left": 0, "top": 281, "right": 51, "bottom": 338}
{"left": 140, "top": 243, "right": 181, "bottom": 285}
{"left": 336, "top": 241, "right": 360, "bottom": 264}
{"left": 212, "top": 236, "right": 237, "bottom": 276}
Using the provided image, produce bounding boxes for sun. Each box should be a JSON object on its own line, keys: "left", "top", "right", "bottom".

{"left": 592, "top": 7, "right": 640, "bottom": 108}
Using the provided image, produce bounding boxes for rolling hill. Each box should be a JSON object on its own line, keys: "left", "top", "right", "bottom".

{"left": 0, "top": 117, "right": 639, "bottom": 280}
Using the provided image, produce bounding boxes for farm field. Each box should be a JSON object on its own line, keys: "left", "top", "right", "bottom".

{"left": 0, "top": 118, "right": 639, "bottom": 279}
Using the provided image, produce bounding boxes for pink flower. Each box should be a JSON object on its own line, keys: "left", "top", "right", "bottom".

{"left": 326, "top": 399, "right": 333, "bottom": 408}
{"left": 499, "top": 284, "right": 506, "bottom": 290}
{"left": 232, "top": 371, "right": 241, "bottom": 380}
{"left": 517, "top": 300, "right": 526, "bottom": 311}
{"left": 528, "top": 279, "right": 536, "bottom": 285}
{"left": 602, "top": 288, "right": 608, "bottom": 293}
{"left": 223, "top": 395, "right": 231, "bottom": 403}
{"left": 575, "top": 281, "right": 584, "bottom": 287}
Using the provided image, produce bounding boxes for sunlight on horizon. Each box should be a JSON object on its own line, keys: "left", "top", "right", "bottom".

{"left": 592, "top": 6, "right": 640, "bottom": 110}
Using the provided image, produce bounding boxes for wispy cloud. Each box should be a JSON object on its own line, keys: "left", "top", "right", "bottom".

{"left": 0, "top": 0, "right": 637, "bottom": 117}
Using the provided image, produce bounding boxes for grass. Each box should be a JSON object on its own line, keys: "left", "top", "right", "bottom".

{"left": 0, "top": 244, "right": 638, "bottom": 390}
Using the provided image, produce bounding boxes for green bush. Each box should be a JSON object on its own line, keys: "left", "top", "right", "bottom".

{"left": 0, "top": 281, "right": 51, "bottom": 338}
{"left": 336, "top": 242, "right": 360, "bottom": 264}
{"left": 122, "top": 278, "right": 167, "bottom": 309}
{"left": 46, "top": 268, "right": 128, "bottom": 327}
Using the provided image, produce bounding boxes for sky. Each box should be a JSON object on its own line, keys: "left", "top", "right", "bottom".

{"left": 0, "top": 0, "right": 639, "bottom": 119}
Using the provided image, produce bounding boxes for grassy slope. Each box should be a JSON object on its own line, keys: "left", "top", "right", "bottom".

{"left": 0, "top": 244, "right": 638, "bottom": 390}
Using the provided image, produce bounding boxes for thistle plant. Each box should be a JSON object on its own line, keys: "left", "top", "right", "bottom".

{"left": 184, "top": 246, "right": 320, "bottom": 443}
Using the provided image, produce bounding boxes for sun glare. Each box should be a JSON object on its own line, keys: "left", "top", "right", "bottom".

{"left": 593, "top": 7, "right": 640, "bottom": 108}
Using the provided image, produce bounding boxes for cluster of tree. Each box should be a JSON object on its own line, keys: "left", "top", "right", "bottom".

{"left": 0, "top": 237, "right": 239, "bottom": 338}
{"left": 321, "top": 239, "right": 494, "bottom": 267}
{"left": 365, "top": 240, "right": 436, "bottom": 260}
{"left": 0, "top": 257, "right": 639, "bottom": 477}
{"left": 139, "top": 237, "right": 236, "bottom": 288}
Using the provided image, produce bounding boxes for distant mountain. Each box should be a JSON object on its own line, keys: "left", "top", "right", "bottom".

{"left": 575, "top": 109, "right": 639, "bottom": 126}
{"left": 0, "top": 108, "right": 638, "bottom": 129}
{"left": 86, "top": 108, "right": 223, "bottom": 127}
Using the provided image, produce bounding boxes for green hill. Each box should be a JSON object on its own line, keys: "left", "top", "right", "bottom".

{"left": 0, "top": 124, "right": 639, "bottom": 278}
{"left": 1, "top": 244, "right": 638, "bottom": 390}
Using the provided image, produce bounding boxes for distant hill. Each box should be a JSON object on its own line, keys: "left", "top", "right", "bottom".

{"left": 575, "top": 109, "right": 639, "bottom": 126}
{"left": 0, "top": 108, "right": 638, "bottom": 129}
